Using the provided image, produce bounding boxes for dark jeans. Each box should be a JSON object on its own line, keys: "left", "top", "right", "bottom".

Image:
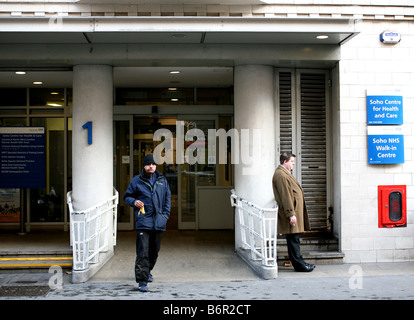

{"left": 285, "top": 233, "right": 307, "bottom": 270}
{"left": 135, "top": 230, "right": 163, "bottom": 284}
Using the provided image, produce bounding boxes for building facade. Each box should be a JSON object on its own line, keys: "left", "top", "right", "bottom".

{"left": 0, "top": 1, "right": 413, "bottom": 274}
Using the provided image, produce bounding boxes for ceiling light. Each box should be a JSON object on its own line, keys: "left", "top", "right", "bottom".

{"left": 171, "top": 34, "right": 187, "bottom": 39}
{"left": 15, "top": 71, "right": 26, "bottom": 75}
{"left": 50, "top": 92, "right": 60, "bottom": 95}
{"left": 169, "top": 70, "right": 180, "bottom": 74}
{"left": 168, "top": 87, "right": 177, "bottom": 91}
{"left": 171, "top": 98, "right": 179, "bottom": 102}
{"left": 33, "top": 81, "right": 43, "bottom": 85}
{"left": 316, "top": 35, "right": 329, "bottom": 40}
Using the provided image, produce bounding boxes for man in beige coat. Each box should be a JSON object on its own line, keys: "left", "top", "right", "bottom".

{"left": 272, "top": 152, "right": 315, "bottom": 272}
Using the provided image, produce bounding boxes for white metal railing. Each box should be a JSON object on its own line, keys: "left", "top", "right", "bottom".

{"left": 67, "top": 188, "right": 118, "bottom": 271}
{"left": 230, "top": 189, "right": 278, "bottom": 267}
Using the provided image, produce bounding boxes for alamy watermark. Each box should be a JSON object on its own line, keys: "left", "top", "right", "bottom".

{"left": 153, "top": 121, "right": 262, "bottom": 175}
{"left": 48, "top": 265, "right": 63, "bottom": 290}
{"left": 348, "top": 265, "right": 363, "bottom": 290}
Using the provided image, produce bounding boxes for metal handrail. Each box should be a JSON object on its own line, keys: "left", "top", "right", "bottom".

{"left": 231, "top": 189, "right": 278, "bottom": 267}
{"left": 67, "top": 188, "right": 118, "bottom": 271}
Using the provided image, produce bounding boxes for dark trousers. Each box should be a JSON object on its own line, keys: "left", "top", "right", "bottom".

{"left": 135, "top": 230, "right": 163, "bottom": 284}
{"left": 285, "top": 233, "right": 307, "bottom": 270}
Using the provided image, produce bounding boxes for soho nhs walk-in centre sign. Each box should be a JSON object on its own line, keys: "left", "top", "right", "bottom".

{"left": 367, "top": 126, "right": 404, "bottom": 164}
{"left": 367, "top": 88, "right": 404, "bottom": 164}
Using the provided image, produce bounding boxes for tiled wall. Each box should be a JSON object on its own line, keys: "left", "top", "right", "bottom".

{"left": 339, "top": 19, "right": 414, "bottom": 262}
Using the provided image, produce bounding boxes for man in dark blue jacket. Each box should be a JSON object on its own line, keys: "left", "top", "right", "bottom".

{"left": 123, "top": 154, "right": 171, "bottom": 292}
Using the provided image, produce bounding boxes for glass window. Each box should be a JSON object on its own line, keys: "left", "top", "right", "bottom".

{"left": 115, "top": 87, "right": 233, "bottom": 105}
{"left": 115, "top": 88, "right": 195, "bottom": 105}
{"left": 29, "top": 88, "right": 65, "bottom": 107}
{"left": 0, "top": 88, "right": 27, "bottom": 106}
{"left": 67, "top": 89, "right": 72, "bottom": 106}
{"left": 30, "top": 118, "right": 65, "bottom": 222}
{"left": 0, "top": 118, "right": 26, "bottom": 127}
{"left": 197, "top": 88, "right": 233, "bottom": 105}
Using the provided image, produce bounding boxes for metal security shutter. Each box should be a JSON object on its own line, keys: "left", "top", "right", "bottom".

{"left": 279, "top": 72, "right": 293, "bottom": 153}
{"left": 299, "top": 72, "right": 328, "bottom": 230}
{"left": 277, "top": 70, "right": 329, "bottom": 231}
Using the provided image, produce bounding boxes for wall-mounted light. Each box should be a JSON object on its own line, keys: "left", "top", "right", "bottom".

{"left": 15, "top": 71, "right": 26, "bottom": 75}
{"left": 33, "top": 81, "right": 43, "bottom": 85}
{"left": 169, "top": 70, "right": 180, "bottom": 74}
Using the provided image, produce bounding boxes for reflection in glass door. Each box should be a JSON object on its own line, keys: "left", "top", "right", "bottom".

{"left": 178, "top": 117, "right": 217, "bottom": 229}
{"left": 113, "top": 117, "right": 133, "bottom": 230}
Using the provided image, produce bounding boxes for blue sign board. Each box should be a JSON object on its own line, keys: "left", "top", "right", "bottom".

{"left": 367, "top": 89, "right": 403, "bottom": 125}
{"left": 0, "top": 127, "right": 45, "bottom": 188}
{"left": 367, "top": 126, "right": 404, "bottom": 164}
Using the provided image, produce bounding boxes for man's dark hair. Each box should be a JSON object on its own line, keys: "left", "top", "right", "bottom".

{"left": 279, "top": 152, "right": 296, "bottom": 165}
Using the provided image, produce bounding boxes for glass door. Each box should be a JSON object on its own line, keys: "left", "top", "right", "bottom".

{"left": 133, "top": 116, "right": 179, "bottom": 230}
{"left": 178, "top": 116, "right": 217, "bottom": 229}
{"left": 113, "top": 116, "right": 134, "bottom": 230}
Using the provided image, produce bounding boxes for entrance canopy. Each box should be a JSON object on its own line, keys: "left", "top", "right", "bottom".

{"left": 0, "top": 16, "right": 358, "bottom": 76}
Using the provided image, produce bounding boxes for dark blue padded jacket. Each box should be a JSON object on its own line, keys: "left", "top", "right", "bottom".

{"left": 123, "top": 170, "right": 171, "bottom": 231}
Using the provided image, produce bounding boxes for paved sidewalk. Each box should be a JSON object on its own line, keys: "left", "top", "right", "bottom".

{"left": 1, "top": 261, "right": 413, "bottom": 300}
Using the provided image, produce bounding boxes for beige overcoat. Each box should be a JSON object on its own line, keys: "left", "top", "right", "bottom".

{"left": 272, "top": 165, "right": 311, "bottom": 234}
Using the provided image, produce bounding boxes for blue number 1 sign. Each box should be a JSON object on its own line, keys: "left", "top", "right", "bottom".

{"left": 82, "top": 121, "right": 92, "bottom": 145}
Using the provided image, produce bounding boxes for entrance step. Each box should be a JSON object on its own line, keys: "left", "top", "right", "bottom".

{"left": 0, "top": 252, "right": 72, "bottom": 273}
{"left": 277, "top": 236, "right": 344, "bottom": 266}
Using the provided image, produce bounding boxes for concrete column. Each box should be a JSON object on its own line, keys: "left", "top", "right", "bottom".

{"left": 234, "top": 65, "right": 276, "bottom": 208}
{"left": 72, "top": 65, "right": 113, "bottom": 210}
{"left": 233, "top": 65, "right": 277, "bottom": 279}
{"left": 71, "top": 65, "right": 114, "bottom": 283}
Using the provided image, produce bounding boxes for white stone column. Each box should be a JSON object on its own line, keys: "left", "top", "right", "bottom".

{"left": 233, "top": 65, "right": 277, "bottom": 279}
{"left": 72, "top": 65, "right": 113, "bottom": 210}
{"left": 71, "top": 65, "right": 114, "bottom": 283}
{"left": 234, "top": 65, "right": 276, "bottom": 208}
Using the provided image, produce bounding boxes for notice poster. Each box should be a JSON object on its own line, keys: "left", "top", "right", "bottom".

{"left": 0, "top": 188, "right": 20, "bottom": 222}
{"left": 0, "top": 127, "right": 46, "bottom": 188}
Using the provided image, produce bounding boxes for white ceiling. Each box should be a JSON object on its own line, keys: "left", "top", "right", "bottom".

{"left": 0, "top": 67, "right": 234, "bottom": 88}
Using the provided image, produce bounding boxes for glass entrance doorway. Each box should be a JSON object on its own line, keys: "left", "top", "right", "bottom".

{"left": 113, "top": 116, "right": 134, "bottom": 230}
{"left": 113, "top": 115, "right": 233, "bottom": 231}
{"left": 178, "top": 116, "right": 216, "bottom": 229}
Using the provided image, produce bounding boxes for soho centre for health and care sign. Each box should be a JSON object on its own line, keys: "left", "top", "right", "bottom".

{"left": 0, "top": 127, "right": 45, "bottom": 188}
{"left": 367, "top": 88, "right": 403, "bottom": 125}
{"left": 366, "top": 88, "right": 404, "bottom": 164}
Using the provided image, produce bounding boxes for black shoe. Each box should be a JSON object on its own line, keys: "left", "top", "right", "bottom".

{"left": 138, "top": 282, "right": 148, "bottom": 292}
{"left": 295, "top": 264, "right": 315, "bottom": 272}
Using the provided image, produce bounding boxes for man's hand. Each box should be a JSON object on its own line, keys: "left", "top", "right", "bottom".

{"left": 134, "top": 200, "right": 144, "bottom": 209}
{"left": 289, "top": 215, "right": 297, "bottom": 226}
